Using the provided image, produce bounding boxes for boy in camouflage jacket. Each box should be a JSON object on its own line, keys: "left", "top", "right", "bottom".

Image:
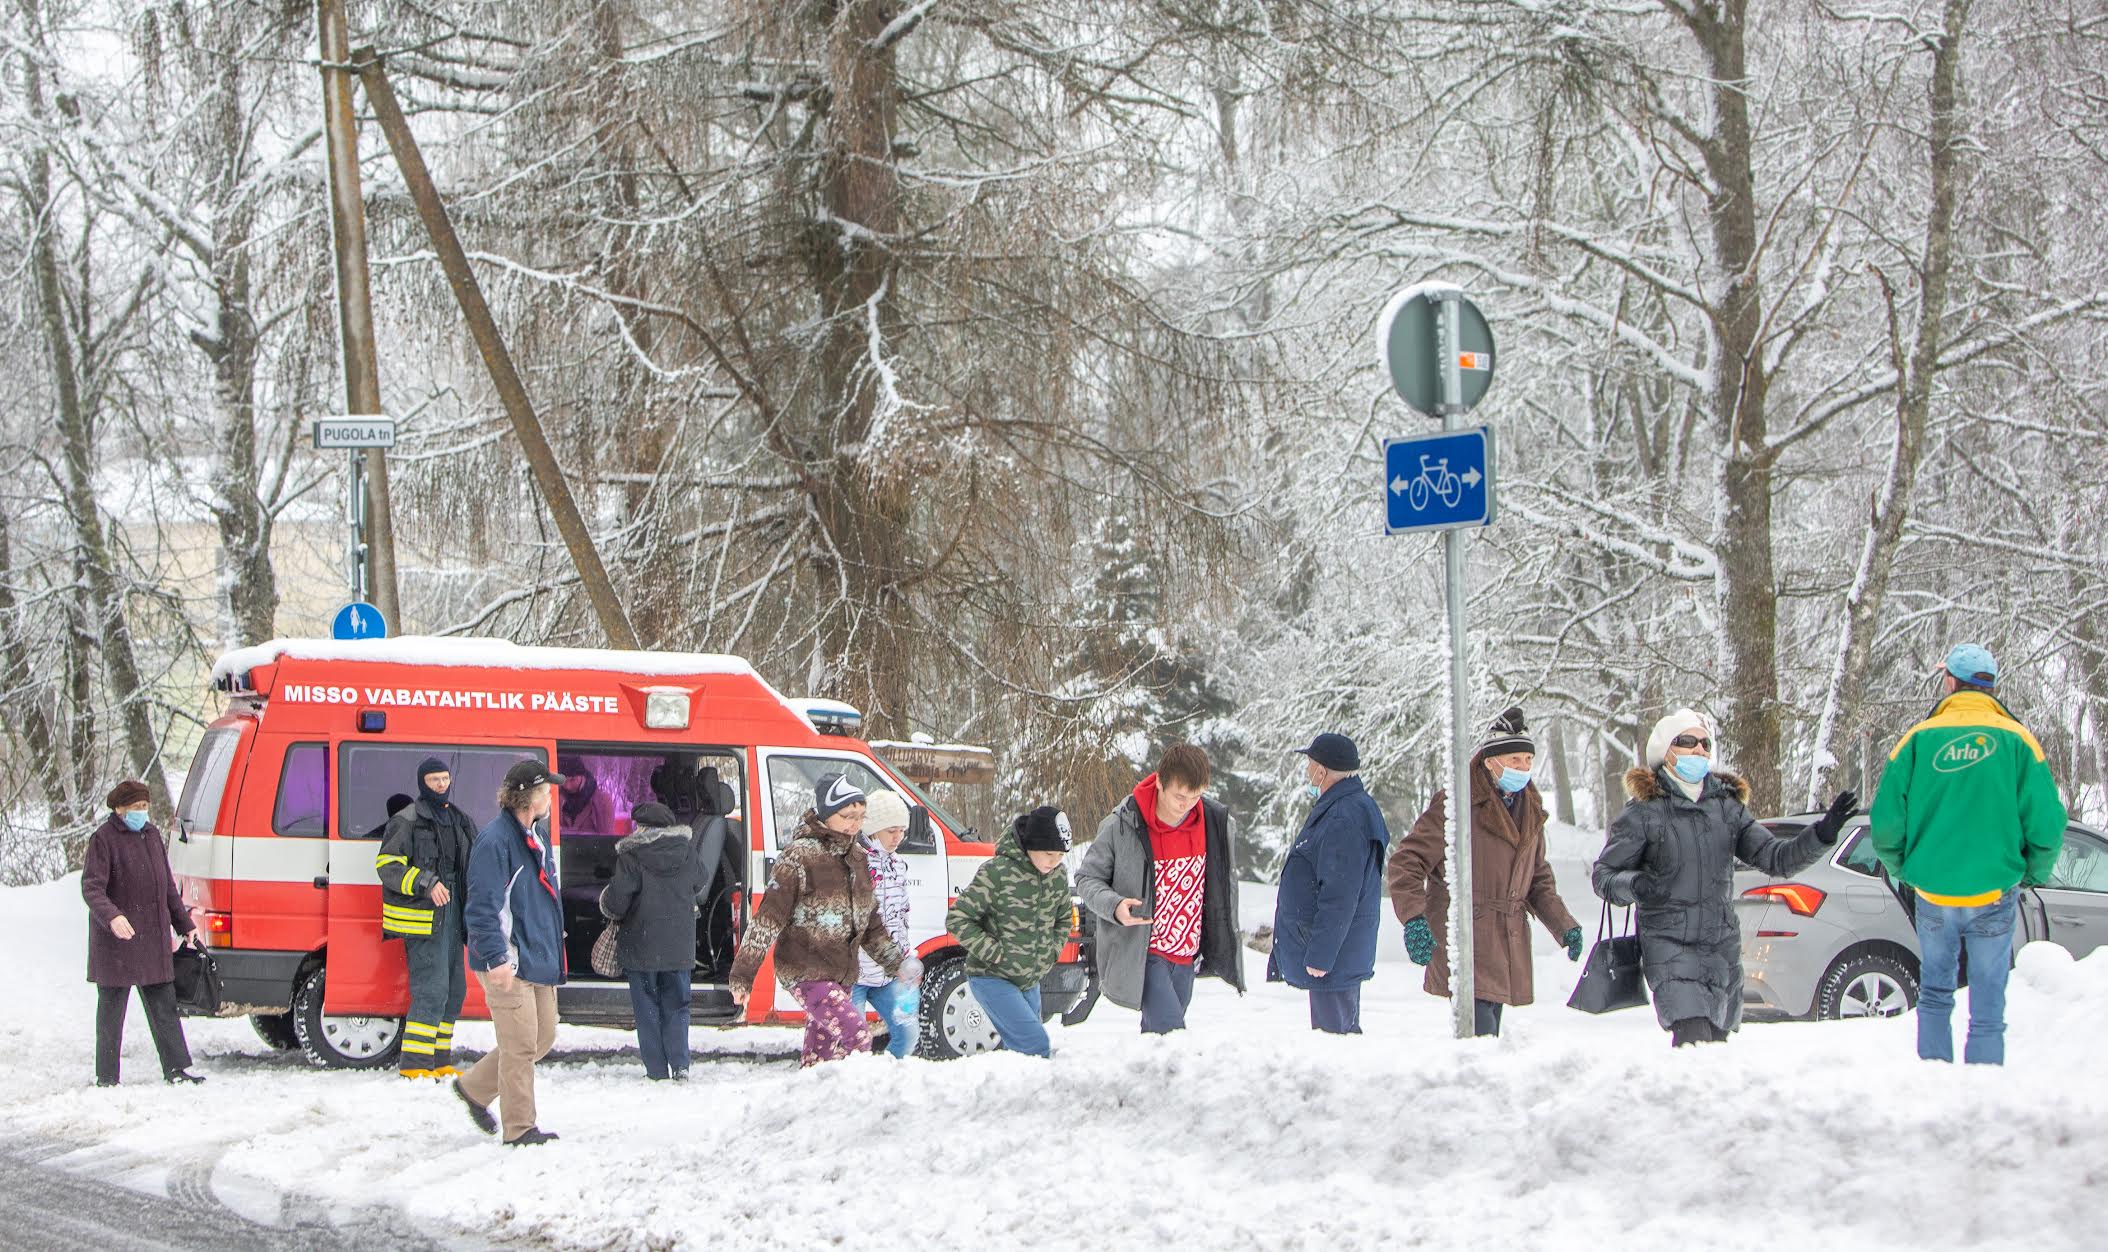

{"left": 947, "top": 805, "right": 1074, "bottom": 1057}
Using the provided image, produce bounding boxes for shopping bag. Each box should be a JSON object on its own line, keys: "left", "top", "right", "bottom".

{"left": 1567, "top": 903, "right": 1648, "bottom": 1014}
{"left": 591, "top": 921, "right": 624, "bottom": 977}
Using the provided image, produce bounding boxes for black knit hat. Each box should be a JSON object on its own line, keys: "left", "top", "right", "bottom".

{"left": 813, "top": 773, "right": 867, "bottom": 821}
{"left": 1477, "top": 706, "right": 1534, "bottom": 759}
{"left": 416, "top": 756, "right": 448, "bottom": 781}
{"left": 1014, "top": 804, "right": 1072, "bottom": 853}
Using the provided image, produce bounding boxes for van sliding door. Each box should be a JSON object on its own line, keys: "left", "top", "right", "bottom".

{"left": 324, "top": 741, "right": 548, "bottom": 1016}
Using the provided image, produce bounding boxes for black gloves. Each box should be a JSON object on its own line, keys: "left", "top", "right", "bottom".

{"left": 1808, "top": 790, "right": 1860, "bottom": 845}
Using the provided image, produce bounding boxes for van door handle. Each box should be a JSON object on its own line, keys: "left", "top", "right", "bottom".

{"left": 313, "top": 876, "right": 329, "bottom": 890}
{"left": 2051, "top": 913, "right": 2087, "bottom": 925}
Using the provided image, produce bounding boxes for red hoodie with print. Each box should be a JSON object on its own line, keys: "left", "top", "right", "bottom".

{"left": 1135, "top": 773, "right": 1206, "bottom": 964}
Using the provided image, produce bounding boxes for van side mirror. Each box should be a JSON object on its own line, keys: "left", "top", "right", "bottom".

{"left": 906, "top": 805, "right": 933, "bottom": 851}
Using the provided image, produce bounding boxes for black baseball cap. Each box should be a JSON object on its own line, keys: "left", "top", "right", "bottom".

{"left": 502, "top": 759, "right": 565, "bottom": 789}
{"left": 1294, "top": 732, "right": 1360, "bottom": 772}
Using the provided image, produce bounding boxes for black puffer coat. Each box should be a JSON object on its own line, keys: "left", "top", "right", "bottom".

{"left": 598, "top": 824, "right": 706, "bottom": 973}
{"left": 1592, "top": 766, "right": 1829, "bottom": 1034}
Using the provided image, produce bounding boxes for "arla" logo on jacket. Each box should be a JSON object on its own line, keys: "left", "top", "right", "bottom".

{"left": 1933, "top": 732, "right": 1999, "bottom": 773}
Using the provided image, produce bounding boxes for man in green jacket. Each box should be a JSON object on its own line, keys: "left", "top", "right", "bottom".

{"left": 947, "top": 805, "right": 1074, "bottom": 1058}
{"left": 1870, "top": 643, "right": 2066, "bottom": 1065}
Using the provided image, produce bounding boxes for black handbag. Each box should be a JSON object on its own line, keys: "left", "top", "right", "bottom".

{"left": 171, "top": 941, "right": 222, "bottom": 1015}
{"left": 1567, "top": 901, "right": 1648, "bottom": 1014}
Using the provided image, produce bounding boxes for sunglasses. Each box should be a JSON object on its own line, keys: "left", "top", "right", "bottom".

{"left": 1670, "top": 734, "right": 1713, "bottom": 751}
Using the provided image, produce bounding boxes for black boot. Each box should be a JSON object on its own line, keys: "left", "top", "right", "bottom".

{"left": 164, "top": 1069, "right": 206, "bottom": 1084}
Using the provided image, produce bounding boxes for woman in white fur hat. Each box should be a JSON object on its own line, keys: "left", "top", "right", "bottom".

{"left": 1591, "top": 709, "right": 1857, "bottom": 1046}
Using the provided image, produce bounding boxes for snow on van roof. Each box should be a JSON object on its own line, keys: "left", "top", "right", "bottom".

{"left": 211, "top": 636, "right": 814, "bottom": 724}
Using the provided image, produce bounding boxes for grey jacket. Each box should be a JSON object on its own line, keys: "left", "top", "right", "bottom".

{"left": 1592, "top": 766, "right": 1830, "bottom": 1033}
{"left": 1077, "top": 796, "right": 1245, "bottom": 1011}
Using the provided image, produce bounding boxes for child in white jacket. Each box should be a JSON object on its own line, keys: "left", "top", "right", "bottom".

{"left": 853, "top": 789, "right": 920, "bottom": 1057}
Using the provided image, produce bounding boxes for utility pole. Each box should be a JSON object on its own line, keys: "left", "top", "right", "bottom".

{"left": 353, "top": 48, "right": 641, "bottom": 650}
{"left": 315, "top": 0, "right": 401, "bottom": 628}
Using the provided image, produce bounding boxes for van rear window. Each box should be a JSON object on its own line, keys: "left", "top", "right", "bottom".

{"left": 273, "top": 743, "right": 327, "bottom": 838}
{"left": 177, "top": 728, "right": 241, "bottom": 838}
{"left": 337, "top": 744, "right": 544, "bottom": 840}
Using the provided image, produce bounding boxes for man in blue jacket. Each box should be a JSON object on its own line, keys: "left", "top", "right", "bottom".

{"left": 456, "top": 759, "right": 566, "bottom": 1146}
{"left": 1270, "top": 733, "right": 1391, "bottom": 1033}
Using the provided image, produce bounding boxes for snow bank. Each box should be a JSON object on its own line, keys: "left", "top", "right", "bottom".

{"left": 6, "top": 875, "right": 2104, "bottom": 1250}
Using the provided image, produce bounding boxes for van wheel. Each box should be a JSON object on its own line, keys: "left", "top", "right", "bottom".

{"left": 291, "top": 967, "right": 402, "bottom": 1069}
{"left": 1815, "top": 951, "right": 1918, "bottom": 1020}
{"left": 250, "top": 1012, "right": 299, "bottom": 1051}
{"left": 916, "top": 956, "right": 1000, "bottom": 1060}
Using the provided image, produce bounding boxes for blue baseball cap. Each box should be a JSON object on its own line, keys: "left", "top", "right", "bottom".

{"left": 1294, "top": 732, "right": 1360, "bottom": 772}
{"left": 1944, "top": 643, "right": 1998, "bottom": 688}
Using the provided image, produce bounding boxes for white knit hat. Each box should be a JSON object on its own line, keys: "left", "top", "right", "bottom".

{"left": 863, "top": 789, "right": 911, "bottom": 834}
{"left": 1644, "top": 708, "right": 1709, "bottom": 767}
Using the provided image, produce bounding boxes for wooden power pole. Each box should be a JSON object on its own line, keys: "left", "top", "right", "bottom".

{"left": 315, "top": 0, "right": 401, "bottom": 629}
{"left": 353, "top": 48, "right": 641, "bottom": 650}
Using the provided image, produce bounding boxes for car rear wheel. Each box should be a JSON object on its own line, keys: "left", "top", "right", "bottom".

{"left": 291, "top": 967, "right": 403, "bottom": 1069}
{"left": 916, "top": 956, "right": 1000, "bottom": 1060}
{"left": 1815, "top": 951, "right": 1918, "bottom": 1020}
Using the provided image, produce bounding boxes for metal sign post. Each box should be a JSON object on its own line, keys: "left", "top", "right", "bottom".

{"left": 1378, "top": 281, "right": 1498, "bottom": 1041}
{"left": 314, "top": 418, "right": 395, "bottom": 609}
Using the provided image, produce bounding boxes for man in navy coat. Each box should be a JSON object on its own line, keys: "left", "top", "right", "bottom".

{"left": 1270, "top": 733, "right": 1391, "bottom": 1033}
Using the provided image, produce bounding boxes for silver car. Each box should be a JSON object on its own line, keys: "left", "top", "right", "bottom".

{"left": 1736, "top": 815, "right": 2108, "bottom": 1020}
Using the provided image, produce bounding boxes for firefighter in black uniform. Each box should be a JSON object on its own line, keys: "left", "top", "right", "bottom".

{"left": 376, "top": 757, "right": 478, "bottom": 1078}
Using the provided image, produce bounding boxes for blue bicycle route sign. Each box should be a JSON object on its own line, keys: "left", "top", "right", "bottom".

{"left": 331, "top": 600, "right": 389, "bottom": 641}
{"left": 1383, "top": 427, "right": 1495, "bottom": 534}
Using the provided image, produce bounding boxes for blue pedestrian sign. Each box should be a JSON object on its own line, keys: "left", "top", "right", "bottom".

{"left": 331, "top": 601, "right": 388, "bottom": 641}
{"left": 1384, "top": 427, "right": 1496, "bottom": 534}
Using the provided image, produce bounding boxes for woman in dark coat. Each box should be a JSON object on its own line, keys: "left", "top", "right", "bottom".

{"left": 81, "top": 779, "right": 205, "bottom": 1085}
{"left": 598, "top": 802, "right": 707, "bottom": 1080}
{"left": 1592, "top": 711, "right": 1855, "bottom": 1046}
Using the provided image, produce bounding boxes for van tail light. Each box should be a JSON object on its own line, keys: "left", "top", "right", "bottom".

{"left": 200, "top": 911, "right": 233, "bottom": 947}
{"left": 1742, "top": 883, "right": 1826, "bottom": 917}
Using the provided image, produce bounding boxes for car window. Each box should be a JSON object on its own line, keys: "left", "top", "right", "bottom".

{"left": 765, "top": 755, "right": 934, "bottom": 854}
{"left": 1836, "top": 825, "right": 1883, "bottom": 877}
{"left": 272, "top": 743, "right": 327, "bottom": 838}
{"left": 2046, "top": 833, "right": 2108, "bottom": 893}
{"left": 177, "top": 727, "right": 242, "bottom": 838}
{"left": 336, "top": 743, "right": 544, "bottom": 840}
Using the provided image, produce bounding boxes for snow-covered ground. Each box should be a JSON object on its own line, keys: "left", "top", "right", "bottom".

{"left": 6, "top": 845, "right": 2105, "bottom": 1251}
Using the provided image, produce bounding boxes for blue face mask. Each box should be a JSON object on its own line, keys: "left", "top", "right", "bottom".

{"left": 1671, "top": 754, "right": 1712, "bottom": 784}
{"left": 1302, "top": 783, "right": 1322, "bottom": 801}
{"left": 121, "top": 809, "right": 148, "bottom": 831}
{"left": 1496, "top": 767, "right": 1531, "bottom": 794}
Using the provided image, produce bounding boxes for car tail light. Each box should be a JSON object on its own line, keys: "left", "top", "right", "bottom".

{"left": 201, "top": 910, "right": 233, "bottom": 947}
{"left": 1742, "top": 883, "right": 1826, "bottom": 917}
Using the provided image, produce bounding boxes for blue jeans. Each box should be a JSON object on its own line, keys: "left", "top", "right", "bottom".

{"left": 1140, "top": 954, "right": 1196, "bottom": 1034}
{"left": 1914, "top": 889, "right": 2018, "bottom": 1065}
{"left": 626, "top": 968, "right": 692, "bottom": 1079}
{"left": 851, "top": 981, "right": 920, "bottom": 1058}
{"left": 966, "top": 977, "right": 1049, "bottom": 1057}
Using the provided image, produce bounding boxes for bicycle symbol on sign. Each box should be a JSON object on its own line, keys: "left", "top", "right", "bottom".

{"left": 1405, "top": 455, "right": 1465, "bottom": 512}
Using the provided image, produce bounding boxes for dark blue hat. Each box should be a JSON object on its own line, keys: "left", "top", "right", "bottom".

{"left": 1294, "top": 732, "right": 1360, "bottom": 772}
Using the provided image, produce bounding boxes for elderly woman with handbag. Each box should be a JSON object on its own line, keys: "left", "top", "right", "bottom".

{"left": 1592, "top": 710, "right": 1856, "bottom": 1046}
{"left": 81, "top": 780, "right": 206, "bottom": 1086}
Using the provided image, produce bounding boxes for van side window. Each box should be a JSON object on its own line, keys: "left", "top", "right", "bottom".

{"left": 177, "top": 727, "right": 242, "bottom": 839}
{"left": 273, "top": 743, "right": 327, "bottom": 838}
{"left": 765, "top": 756, "right": 935, "bottom": 855}
{"left": 337, "top": 744, "right": 544, "bottom": 840}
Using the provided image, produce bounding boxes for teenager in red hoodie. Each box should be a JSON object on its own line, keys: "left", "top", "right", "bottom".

{"left": 1076, "top": 745, "right": 1245, "bottom": 1032}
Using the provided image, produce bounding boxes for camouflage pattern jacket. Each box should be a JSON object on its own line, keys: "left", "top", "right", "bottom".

{"left": 946, "top": 830, "right": 1072, "bottom": 988}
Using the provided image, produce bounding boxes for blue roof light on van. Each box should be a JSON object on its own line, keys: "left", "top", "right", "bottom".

{"left": 358, "top": 710, "right": 387, "bottom": 733}
{"left": 799, "top": 698, "right": 863, "bottom": 736}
